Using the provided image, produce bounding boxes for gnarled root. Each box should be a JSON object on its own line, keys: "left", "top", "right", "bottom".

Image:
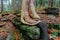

{"left": 29, "top": 0, "right": 40, "bottom": 20}
{"left": 21, "top": 0, "right": 41, "bottom": 25}
{"left": 21, "top": 0, "right": 29, "bottom": 24}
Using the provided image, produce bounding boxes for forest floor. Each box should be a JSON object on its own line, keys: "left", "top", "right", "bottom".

{"left": 0, "top": 13, "right": 60, "bottom": 40}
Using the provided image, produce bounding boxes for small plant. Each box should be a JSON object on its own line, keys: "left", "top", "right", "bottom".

{"left": 48, "top": 24, "right": 54, "bottom": 29}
